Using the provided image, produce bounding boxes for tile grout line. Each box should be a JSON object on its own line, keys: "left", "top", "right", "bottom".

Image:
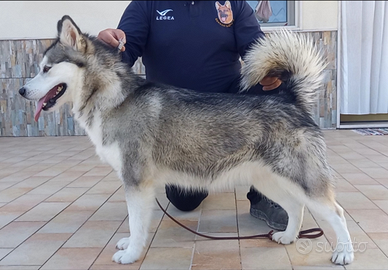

{"left": 37, "top": 183, "right": 123, "bottom": 270}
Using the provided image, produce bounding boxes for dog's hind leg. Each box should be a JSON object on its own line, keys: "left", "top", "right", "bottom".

{"left": 252, "top": 177, "right": 305, "bottom": 245}
{"left": 305, "top": 194, "right": 354, "bottom": 265}
{"left": 112, "top": 183, "right": 155, "bottom": 264}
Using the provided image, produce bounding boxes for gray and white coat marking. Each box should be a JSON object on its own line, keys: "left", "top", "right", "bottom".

{"left": 19, "top": 16, "right": 354, "bottom": 265}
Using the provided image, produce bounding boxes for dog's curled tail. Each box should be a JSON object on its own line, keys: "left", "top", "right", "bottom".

{"left": 240, "top": 30, "right": 327, "bottom": 112}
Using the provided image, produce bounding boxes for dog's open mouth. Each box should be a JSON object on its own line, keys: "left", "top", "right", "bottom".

{"left": 34, "top": 83, "right": 67, "bottom": 121}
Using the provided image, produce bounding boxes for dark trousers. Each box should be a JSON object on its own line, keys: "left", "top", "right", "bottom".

{"left": 166, "top": 184, "right": 264, "bottom": 211}
{"left": 166, "top": 83, "right": 286, "bottom": 211}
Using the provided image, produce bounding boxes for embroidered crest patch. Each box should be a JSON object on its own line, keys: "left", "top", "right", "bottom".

{"left": 215, "top": 1, "right": 234, "bottom": 27}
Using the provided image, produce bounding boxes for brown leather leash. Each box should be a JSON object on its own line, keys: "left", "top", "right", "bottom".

{"left": 156, "top": 198, "right": 324, "bottom": 240}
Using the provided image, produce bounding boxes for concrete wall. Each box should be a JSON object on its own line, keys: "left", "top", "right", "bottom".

{"left": 0, "top": 1, "right": 130, "bottom": 39}
{"left": 300, "top": 1, "right": 338, "bottom": 31}
{"left": 0, "top": 1, "right": 338, "bottom": 40}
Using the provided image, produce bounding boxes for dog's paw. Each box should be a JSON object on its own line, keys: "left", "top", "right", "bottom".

{"left": 112, "top": 250, "right": 138, "bottom": 264}
{"left": 272, "top": 231, "right": 296, "bottom": 244}
{"left": 331, "top": 243, "right": 354, "bottom": 265}
{"left": 116, "top": 237, "right": 130, "bottom": 250}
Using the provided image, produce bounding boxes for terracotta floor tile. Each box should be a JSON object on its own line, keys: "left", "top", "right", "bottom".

{"left": 108, "top": 187, "right": 126, "bottom": 202}
{"left": 63, "top": 220, "right": 121, "bottom": 248}
{"left": 2, "top": 130, "right": 388, "bottom": 269}
{"left": 241, "top": 246, "right": 292, "bottom": 270}
{"left": 0, "top": 233, "right": 71, "bottom": 266}
{"left": 198, "top": 209, "right": 237, "bottom": 233}
{"left": 0, "top": 221, "right": 45, "bottom": 248}
{"left": 45, "top": 187, "right": 88, "bottom": 202}
{"left": 0, "top": 249, "right": 12, "bottom": 260}
{"left": 347, "top": 209, "right": 388, "bottom": 233}
{"left": 140, "top": 247, "right": 192, "bottom": 270}
{"left": 86, "top": 181, "right": 122, "bottom": 194}
{"left": 0, "top": 182, "right": 15, "bottom": 192}
{"left": 16, "top": 202, "right": 69, "bottom": 222}
{"left": 0, "top": 210, "right": 25, "bottom": 229}
{"left": 360, "top": 167, "right": 388, "bottom": 179}
{"left": 192, "top": 240, "right": 240, "bottom": 270}
{"left": 12, "top": 176, "right": 51, "bottom": 189}
{"left": 375, "top": 178, "right": 388, "bottom": 188}
{"left": 285, "top": 238, "right": 338, "bottom": 268}
{"left": 0, "top": 194, "right": 48, "bottom": 213}
{"left": 66, "top": 175, "right": 103, "bottom": 188}
{"left": 354, "top": 184, "right": 388, "bottom": 200}
{"left": 0, "top": 266, "right": 40, "bottom": 270}
{"left": 330, "top": 164, "right": 362, "bottom": 174}
{"left": 66, "top": 193, "right": 110, "bottom": 211}
{"left": 151, "top": 219, "right": 197, "bottom": 248}
{"left": 345, "top": 248, "right": 388, "bottom": 269}
{"left": 89, "top": 201, "right": 128, "bottom": 221}
{"left": 83, "top": 166, "right": 112, "bottom": 177}
{"left": 373, "top": 199, "right": 388, "bottom": 214}
{"left": 49, "top": 170, "right": 85, "bottom": 182}
{"left": 27, "top": 181, "right": 68, "bottom": 195}
{"left": 40, "top": 247, "right": 102, "bottom": 270}
{"left": 333, "top": 178, "right": 358, "bottom": 192}
{"left": 335, "top": 192, "right": 379, "bottom": 210}
{"left": 368, "top": 233, "right": 388, "bottom": 256}
{"left": 201, "top": 192, "right": 236, "bottom": 210}
{"left": 339, "top": 173, "right": 379, "bottom": 185}
{"left": 0, "top": 187, "right": 33, "bottom": 203}
{"left": 235, "top": 185, "right": 251, "bottom": 201}
{"left": 38, "top": 210, "right": 94, "bottom": 233}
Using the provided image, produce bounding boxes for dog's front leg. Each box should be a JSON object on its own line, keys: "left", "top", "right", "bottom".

{"left": 112, "top": 183, "right": 155, "bottom": 264}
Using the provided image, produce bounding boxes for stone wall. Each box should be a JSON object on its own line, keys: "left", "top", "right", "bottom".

{"left": 0, "top": 31, "right": 337, "bottom": 137}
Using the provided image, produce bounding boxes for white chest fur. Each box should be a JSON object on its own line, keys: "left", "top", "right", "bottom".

{"left": 79, "top": 110, "right": 123, "bottom": 174}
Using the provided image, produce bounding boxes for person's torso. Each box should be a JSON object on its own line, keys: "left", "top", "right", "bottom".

{"left": 143, "top": 1, "right": 244, "bottom": 93}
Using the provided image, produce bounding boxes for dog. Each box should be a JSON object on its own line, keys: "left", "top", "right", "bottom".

{"left": 19, "top": 15, "right": 354, "bottom": 265}
{"left": 215, "top": 1, "right": 233, "bottom": 24}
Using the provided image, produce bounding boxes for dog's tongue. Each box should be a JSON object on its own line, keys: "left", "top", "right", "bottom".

{"left": 34, "top": 86, "right": 59, "bottom": 121}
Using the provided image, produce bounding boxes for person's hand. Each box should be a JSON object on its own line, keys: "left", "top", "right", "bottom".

{"left": 259, "top": 76, "right": 282, "bottom": 91}
{"left": 97, "top": 28, "right": 126, "bottom": 52}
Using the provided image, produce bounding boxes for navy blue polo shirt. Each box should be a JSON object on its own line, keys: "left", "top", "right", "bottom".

{"left": 118, "top": 1, "right": 264, "bottom": 93}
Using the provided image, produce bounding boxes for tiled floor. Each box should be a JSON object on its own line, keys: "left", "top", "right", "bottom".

{"left": 0, "top": 130, "right": 388, "bottom": 270}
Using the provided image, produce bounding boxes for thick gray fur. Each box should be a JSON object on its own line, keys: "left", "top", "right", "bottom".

{"left": 19, "top": 15, "right": 354, "bottom": 266}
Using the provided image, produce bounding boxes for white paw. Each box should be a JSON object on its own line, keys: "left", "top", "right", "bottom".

{"left": 272, "top": 231, "right": 296, "bottom": 244}
{"left": 331, "top": 243, "right": 354, "bottom": 265}
{"left": 112, "top": 250, "right": 138, "bottom": 264}
{"left": 116, "top": 237, "right": 130, "bottom": 250}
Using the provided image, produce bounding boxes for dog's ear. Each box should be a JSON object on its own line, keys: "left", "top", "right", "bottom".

{"left": 215, "top": 1, "right": 221, "bottom": 9}
{"left": 57, "top": 15, "right": 85, "bottom": 51}
{"left": 225, "top": 1, "right": 231, "bottom": 9}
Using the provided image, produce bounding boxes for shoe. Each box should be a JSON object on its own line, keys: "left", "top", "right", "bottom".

{"left": 249, "top": 196, "right": 289, "bottom": 231}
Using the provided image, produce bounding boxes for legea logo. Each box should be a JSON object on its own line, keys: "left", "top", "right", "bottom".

{"left": 156, "top": 9, "right": 174, "bottom": 20}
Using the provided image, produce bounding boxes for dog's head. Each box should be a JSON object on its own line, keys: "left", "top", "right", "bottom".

{"left": 19, "top": 15, "right": 122, "bottom": 121}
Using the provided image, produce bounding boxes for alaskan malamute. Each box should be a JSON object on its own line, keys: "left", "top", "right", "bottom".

{"left": 19, "top": 16, "right": 354, "bottom": 265}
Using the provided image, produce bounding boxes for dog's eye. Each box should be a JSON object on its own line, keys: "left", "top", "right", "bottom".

{"left": 43, "top": 66, "right": 51, "bottom": 73}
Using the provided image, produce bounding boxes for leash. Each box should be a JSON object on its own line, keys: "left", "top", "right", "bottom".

{"left": 156, "top": 198, "right": 324, "bottom": 240}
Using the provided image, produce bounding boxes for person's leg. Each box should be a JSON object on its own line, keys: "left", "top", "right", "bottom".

{"left": 165, "top": 185, "right": 208, "bottom": 211}
{"left": 245, "top": 82, "right": 289, "bottom": 230}
{"left": 247, "top": 186, "right": 289, "bottom": 230}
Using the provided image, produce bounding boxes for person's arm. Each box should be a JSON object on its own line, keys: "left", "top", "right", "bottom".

{"left": 117, "top": 1, "right": 150, "bottom": 67}
{"left": 234, "top": 2, "right": 281, "bottom": 91}
{"left": 233, "top": 1, "right": 265, "bottom": 60}
{"left": 98, "top": 1, "right": 150, "bottom": 67}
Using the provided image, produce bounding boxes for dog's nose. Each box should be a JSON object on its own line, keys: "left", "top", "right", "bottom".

{"left": 19, "top": 87, "right": 26, "bottom": 97}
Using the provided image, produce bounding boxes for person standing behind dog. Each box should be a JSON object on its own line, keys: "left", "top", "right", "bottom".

{"left": 98, "top": 0, "right": 288, "bottom": 230}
